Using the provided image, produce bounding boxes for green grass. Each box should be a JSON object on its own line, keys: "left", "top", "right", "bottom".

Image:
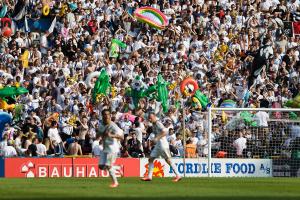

{"left": 0, "top": 178, "right": 300, "bottom": 200}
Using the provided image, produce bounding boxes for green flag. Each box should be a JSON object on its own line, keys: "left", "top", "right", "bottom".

{"left": 92, "top": 69, "right": 110, "bottom": 103}
{"left": 156, "top": 74, "right": 169, "bottom": 113}
{"left": 109, "top": 39, "right": 127, "bottom": 58}
{"left": 193, "top": 90, "right": 209, "bottom": 108}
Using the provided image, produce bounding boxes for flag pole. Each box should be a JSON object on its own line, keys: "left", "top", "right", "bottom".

{"left": 291, "top": 21, "right": 295, "bottom": 38}
{"left": 181, "top": 98, "right": 186, "bottom": 178}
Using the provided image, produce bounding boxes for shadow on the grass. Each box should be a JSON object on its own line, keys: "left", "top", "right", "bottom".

{"left": 3, "top": 197, "right": 300, "bottom": 200}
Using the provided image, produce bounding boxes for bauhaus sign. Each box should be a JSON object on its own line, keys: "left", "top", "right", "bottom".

{"left": 4, "top": 157, "right": 140, "bottom": 178}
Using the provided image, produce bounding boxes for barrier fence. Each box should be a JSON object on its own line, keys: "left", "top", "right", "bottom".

{"left": 0, "top": 157, "right": 272, "bottom": 178}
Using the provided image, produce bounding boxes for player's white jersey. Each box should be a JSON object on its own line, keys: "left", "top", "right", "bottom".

{"left": 152, "top": 121, "right": 169, "bottom": 149}
{"left": 99, "top": 121, "right": 123, "bottom": 153}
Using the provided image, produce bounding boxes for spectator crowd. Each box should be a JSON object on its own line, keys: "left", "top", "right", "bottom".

{"left": 0, "top": 0, "right": 300, "bottom": 160}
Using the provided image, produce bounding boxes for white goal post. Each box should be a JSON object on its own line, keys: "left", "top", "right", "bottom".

{"left": 207, "top": 107, "right": 300, "bottom": 177}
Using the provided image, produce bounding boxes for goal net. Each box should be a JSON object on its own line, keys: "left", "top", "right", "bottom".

{"left": 207, "top": 107, "right": 300, "bottom": 177}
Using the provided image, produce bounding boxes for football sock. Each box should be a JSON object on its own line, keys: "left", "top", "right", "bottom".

{"left": 109, "top": 167, "right": 118, "bottom": 184}
{"left": 148, "top": 162, "right": 154, "bottom": 179}
{"left": 170, "top": 162, "right": 180, "bottom": 177}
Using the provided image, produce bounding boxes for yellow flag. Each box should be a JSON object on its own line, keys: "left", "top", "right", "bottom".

{"left": 21, "top": 50, "right": 29, "bottom": 68}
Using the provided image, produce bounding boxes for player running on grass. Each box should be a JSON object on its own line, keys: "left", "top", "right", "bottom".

{"left": 98, "top": 109, "right": 124, "bottom": 188}
{"left": 142, "top": 112, "right": 181, "bottom": 182}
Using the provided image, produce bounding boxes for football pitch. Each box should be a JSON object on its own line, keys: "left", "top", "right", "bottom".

{"left": 0, "top": 178, "right": 300, "bottom": 200}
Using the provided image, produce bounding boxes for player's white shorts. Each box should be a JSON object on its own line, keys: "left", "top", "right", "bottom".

{"left": 99, "top": 151, "right": 118, "bottom": 167}
{"left": 150, "top": 146, "right": 171, "bottom": 159}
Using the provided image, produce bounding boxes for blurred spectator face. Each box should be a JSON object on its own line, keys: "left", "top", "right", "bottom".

{"left": 132, "top": 133, "right": 137, "bottom": 140}
{"left": 2, "top": 134, "right": 8, "bottom": 141}
{"left": 102, "top": 110, "right": 111, "bottom": 124}
{"left": 30, "top": 118, "right": 36, "bottom": 125}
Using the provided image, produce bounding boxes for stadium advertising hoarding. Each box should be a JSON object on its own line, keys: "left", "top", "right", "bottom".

{"left": 3, "top": 158, "right": 272, "bottom": 178}
{"left": 4, "top": 157, "right": 140, "bottom": 178}
{"left": 0, "top": 157, "right": 4, "bottom": 177}
{"left": 140, "top": 158, "right": 272, "bottom": 177}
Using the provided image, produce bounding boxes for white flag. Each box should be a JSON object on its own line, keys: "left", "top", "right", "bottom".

{"left": 24, "top": 16, "right": 30, "bottom": 32}
{"left": 48, "top": 17, "right": 56, "bottom": 33}
{"left": 13, "top": 6, "right": 26, "bottom": 21}
{"left": 11, "top": 20, "right": 16, "bottom": 35}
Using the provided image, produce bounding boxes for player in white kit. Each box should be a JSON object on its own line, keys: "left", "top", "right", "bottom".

{"left": 98, "top": 109, "right": 124, "bottom": 188}
{"left": 142, "top": 112, "right": 181, "bottom": 182}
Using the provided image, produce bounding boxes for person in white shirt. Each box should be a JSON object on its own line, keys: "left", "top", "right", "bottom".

{"left": 255, "top": 106, "right": 270, "bottom": 146}
{"left": 233, "top": 132, "right": 247, "bottom": 157}
{"left": 190, "top": 131, "right": 199, "bottom": 145}
{"left": 260, "top": 0, "right": 272, "bottom": 12}
{"left": 288, "top": 0, "right": 300, "bottom": 14}
{"left": 92, "top": 134, "right": 103, "bottom": 157}
{"left": 122, "top": 58, "right": 134, "bottom": 79}
{"left": 167, "top": 128, "right": 176, "bottom": 143}
{"left": 111, "top": 95, "right": 122, "bottom": 112}
{"left": 120, "top": 115, "right": 132, "bottom": 136}
{"left": 164, "top": 3, "right": 175, "bottom": 19}
{"left": 2, "top": 140, "right": 17, "bottom": 157}
{"left": 60, "top": 111, "right": 73, "bottom": 140}
{"left": 14, "top": 131, "right": 26, "bottom": 155}
{"left": 40, "top": 32, "right": 49, "bottom": 55}
{"left": 48, "top": 121, "right": 63, "bottom": 155}
{"left": 57, "top": 88, "right": 66, "bottom": 108}
{"left": 98, "top": 109, "right": 124, "bottom": 188}
{"left": 132, "top": 40, "right": 147, "bottom": 52}
{"left": 133, "top": 120, "right": 145, "bottom": 151}
{"left": 31, "top": 92, "right": 40, "bottom": 110}
{"left": 0, "top": 134, "right": 8, "bottom": 156}
{"left": 197, "top": 133, "right": 209, "bottom": 157}
{"left": 174, "top": 133, "right": 184, "bottom": 155}
{"left": 142, "top": 113, "right": 181, "bottom": 182}
{"left": 66, "top": 11, "right": 76, "bottom": 28}
{"left": 255, "top": 110, "right": 269, "bottom": 127}
{"left": 15, "top": 32, "right": 25, "bottom": 48}
{"left": 36, "top": 138, "right": 47, "bottom": 156}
